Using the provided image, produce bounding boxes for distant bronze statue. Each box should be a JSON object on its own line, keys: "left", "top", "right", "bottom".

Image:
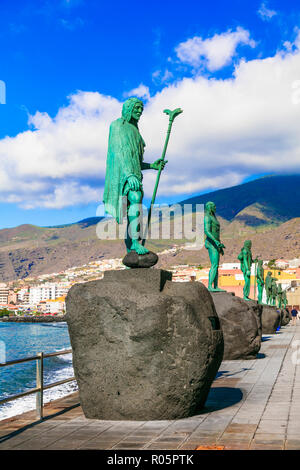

{"left": 277, "top": 283, "right": 283, "bottom": 308}
{"left": 238, "top": 240, "right": 257, "bottom": 301}
{"left": 256, "top": 260, "right": 264, "bottom": 304}
{"left": 271, "top": 278, "right": 278, "bottom": 306}
{"left": 204, "top": 201, "right": 226, "bottom": 292}
{"left": 265, "top": 271, "right": 273, "bottom": 305}
{"left": 282, "top": 289, "right": 288, "bottom": 309}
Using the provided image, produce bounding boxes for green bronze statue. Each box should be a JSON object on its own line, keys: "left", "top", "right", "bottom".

{"left": 238, "top": 240, "right": 257, "bottom": 301}
{"left": 282, "top": 289, "right": 288, "bottom": 309}
{"left": 265, "top": 271, "right": 273, "bottom": 305}
{"left": 277, "top": 283, "right": 283, "bottom": 308}
{"left": 271, "top": 278, "right": 278, "bottom": 306}
{"left": 103, "top": 98, "right": 166, "bottom": 255}
{"left": 204, "top": 202, "right": 226, "bottom": 292}
{"left": 256, "top": 260, "right": 264, "bottom": 304}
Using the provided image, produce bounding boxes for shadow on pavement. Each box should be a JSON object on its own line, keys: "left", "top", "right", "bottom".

{"left": 215, "top": 368, "right": 251, "bottom": 379}
{"left": 256, "top": 353, "right": 266, "bottom": 359}
{"left": 200, "top": 387, "right": 243, "bottom": 413}
{"left": 262, "top": 336, "right": 273, "bottom": 342}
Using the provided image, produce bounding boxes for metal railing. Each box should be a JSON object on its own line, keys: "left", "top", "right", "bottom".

{"left": 0, "top": 349, "right": 76, "bottom": 420}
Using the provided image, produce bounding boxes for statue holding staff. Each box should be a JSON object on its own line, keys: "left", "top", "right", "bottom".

{"left": 103, "top": 97, "right": 182, "bottom": 267}
{"left": 204, "top": 201, "right": 226, "bottom": 292}
{"left": 256, "top": 259, "right": 264, "bottom": 304}
{"left": 271, "top": 278, "right": 278, "bottom": 306}
{"left": 103, "top": 98, "right": 167, "bottom": 257}
{"left": 277, "top": 283, "right": 283, "bottom": 308}
{"left": 238, "top": 240, "right": 257, "bottom": 301}
{"left": 265, "top": 271, "right": 273, "bottom": 305}
{"left": 282, "top": 289, "right": 288, "bottom": 309}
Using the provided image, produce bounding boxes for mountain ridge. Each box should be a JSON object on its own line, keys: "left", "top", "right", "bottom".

{"left": 0, "top": 174, "right": 299, "bottom": 281}
{"left": 179, "top": 174, "right": 300, "bottom": 222}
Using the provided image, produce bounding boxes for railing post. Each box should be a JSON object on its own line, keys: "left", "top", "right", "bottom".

{"left": 36, "top": 352, "right": 44, "bottom": 420}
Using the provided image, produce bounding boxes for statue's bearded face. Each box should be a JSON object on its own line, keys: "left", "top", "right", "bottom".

{"left": 131, "top": 102, "right": 143, "bottom": 121}
{"left": 210, "top": 203, "right": 216, "bottom": 214}
{"left": 206, "top": 202, "right": 216, "bottom": 214}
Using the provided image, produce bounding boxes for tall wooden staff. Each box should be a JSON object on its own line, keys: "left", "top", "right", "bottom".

{"left": 142, "top": 107, "right": 183, "bottom": 246}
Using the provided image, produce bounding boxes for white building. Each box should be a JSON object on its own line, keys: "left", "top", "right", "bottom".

{"left": 29, "top": 283, "right": 69, "bottom": 306}
{"left": 220, "top": 263, "right": 240, "bottom": 270}
{"left": 276, "top": 259, "right": 290, "bottom": 269}
{"left": 0, "top": 283, "right": 9, "bottom": 304}
{"left": 17, "top": 288, "right": 29, "bottom": 303}
{"left": 289, "top": 259, "right": 300, "bottom": 268}
{"left": 45, "top": 299, "right": 65, "bottom": 314}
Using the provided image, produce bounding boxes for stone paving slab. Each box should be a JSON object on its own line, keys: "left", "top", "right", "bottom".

{"left": 1, "top": 323, "right": 300, "bottom": 450}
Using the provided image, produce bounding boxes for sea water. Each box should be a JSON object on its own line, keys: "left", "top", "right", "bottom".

{"left": 0, "top": 322, "right": 78, "bottom": 420}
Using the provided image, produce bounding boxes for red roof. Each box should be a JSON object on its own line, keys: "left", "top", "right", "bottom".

{"left": 218, "top": 269, "right": 243, "bottom": 275}
{"left": 0, "top": 304, "right": 19, "bottom": 310}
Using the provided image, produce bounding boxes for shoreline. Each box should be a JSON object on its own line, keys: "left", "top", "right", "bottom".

{"left": 0, "top": 391, "right": 80, "bottom": 429}
{"left": 0, "top": 316, "right": 66, "bottom": 323}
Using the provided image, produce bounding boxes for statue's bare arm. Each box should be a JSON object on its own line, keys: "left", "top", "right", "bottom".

{"left": 141, "top": 159, "right": 167, "bottom": 170}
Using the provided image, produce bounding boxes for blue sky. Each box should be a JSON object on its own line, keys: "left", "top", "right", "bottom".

{"left": 0, "top": 0, "right": 300, "bottom": 228}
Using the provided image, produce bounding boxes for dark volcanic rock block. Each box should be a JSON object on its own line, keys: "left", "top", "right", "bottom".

{"left": 211, "top": 292, "right": 262, "bottom": 360}
{"left": 280, "top": 308, "right": 291, "bottom": 326}
{"left": 262, "top": 305, "right": 281, "bottom": 334}
{"left": 66, "top": 269, "right": 224, "bottom": 420}
{"left": 122, "top": 250, "right": 158, "bottom": 268}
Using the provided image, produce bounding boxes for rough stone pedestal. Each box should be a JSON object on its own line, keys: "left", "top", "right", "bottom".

{"left": 66, "top": 269, "right": 224, "bottom": 420}
{"left": 211, "top": 292, "right": 262, "bottom": 360}
{"left": 280, "top": 308, "right": 291, "bottom": 326}
{"left": 262, "top": 305, "right": 281, "bottom": 334}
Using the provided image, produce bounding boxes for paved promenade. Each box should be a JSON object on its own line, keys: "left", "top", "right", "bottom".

{"left": 0, "top": 323, "right": 300, "bottom": 450}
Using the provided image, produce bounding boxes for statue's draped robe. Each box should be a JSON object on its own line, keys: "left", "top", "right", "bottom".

{"left": 103, "top": 118, "right": 145, "bottom": 224}
{"left": 265, "top": 275, "right": 272, "bottom": 292}
{"left": 257, "top": 266, "right": 264, "bottom": 286}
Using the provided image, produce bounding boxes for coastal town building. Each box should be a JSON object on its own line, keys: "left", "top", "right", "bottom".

{"left": 0, "top": 284, "right": 9, "bottom": 304}
{"left": 1, "top": 255, "right": 299, "bottom": 316}
{"left": 286, "top": 282, "right": 300, "bottom": 310}
{"left": 28, "top": 283, "right": 69, "bottom": 306}
{"left": 45, "top": 297, "right": 66, "bottom": 314}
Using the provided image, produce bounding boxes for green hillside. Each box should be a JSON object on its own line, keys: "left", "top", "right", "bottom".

{"left": 180, "top": 174, "right": 300, "bottom": 224}
{"left": 0, "top": 174, "right": 299, "bottom": 281}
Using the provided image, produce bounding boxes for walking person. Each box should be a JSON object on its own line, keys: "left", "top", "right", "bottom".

{"left": 291, "top": 307, "right": 298, "bottom": 326}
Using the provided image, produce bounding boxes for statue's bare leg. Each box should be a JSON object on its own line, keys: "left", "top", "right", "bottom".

{"left": 127, "top": 189, "right": 149, "bottom": 255}
{"left": 242, "top": 269, "right": 251, "bottom": 300}
{"left": 207, "top": 245, "right": 225, "bottom": 292}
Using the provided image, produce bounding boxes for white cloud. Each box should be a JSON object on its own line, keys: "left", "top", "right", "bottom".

{"left": 257, "top": 2, "right": 277, "bottom": 21}
{"left": 1, "top": 35, "right": 300, "bottom": 209}
{"left": 152, "top": 69, "right": 174, "bottom": 84}
{"left": 175, "top": 27, "right": 256, "bottom": 71}
{"left": 0, "top": 91, "right": 121, "bottom": 208}
{"left": 22, "top": 182, "right": 99, "bottom": 209}
{"left": 124, "top": 84, "right": 150, "bottom": 101}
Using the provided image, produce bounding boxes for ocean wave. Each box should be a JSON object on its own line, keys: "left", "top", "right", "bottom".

{"left": 0, "top": 358, "right": 78, "bottom": 421}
